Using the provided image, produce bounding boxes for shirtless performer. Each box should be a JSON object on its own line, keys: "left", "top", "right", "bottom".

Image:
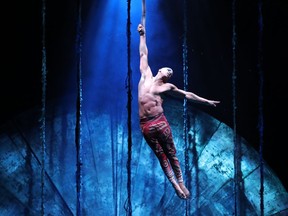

{"left": 137, "top": 23, "right": 220, "bottom": 200}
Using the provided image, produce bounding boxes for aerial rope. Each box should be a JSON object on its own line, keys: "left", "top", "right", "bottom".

{"left": 257, "top": 0, "right": 264, "bottom": 215}
{"left": 75, "top": 0, "right": 83, "bottom": 215}
{"left": 124, "top": 0, "right": 132, "bottom": 215}
{"left": 141, "top": 0, "right": 146, "bottom": 28}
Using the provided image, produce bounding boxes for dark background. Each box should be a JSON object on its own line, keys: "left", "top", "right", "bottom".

{"left": 2, "top": 0, "right": 287, "bottom": 191}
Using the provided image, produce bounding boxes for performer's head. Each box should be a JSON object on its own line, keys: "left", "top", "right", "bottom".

{"left": 158, "top": 67, "right": 173, "bottom": 82}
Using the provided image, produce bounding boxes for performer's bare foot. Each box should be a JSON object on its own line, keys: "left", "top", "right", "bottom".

{"left": 173, "top": 184, "right": 187, "bottom": 200}
{"left": 179, "top": 182, "right": 190, "bottom": 199}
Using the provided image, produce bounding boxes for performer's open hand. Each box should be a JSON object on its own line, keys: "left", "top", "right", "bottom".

{"left": 207, "top": 100, "right": 220, "bottom": 107}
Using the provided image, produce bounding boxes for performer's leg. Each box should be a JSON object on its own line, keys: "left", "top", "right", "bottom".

{"left": 140, "top": 115, "right": 189, "bottom": 199}
{"left": 148, "top": 140, "right": 187, "bottom": 199}
{"left": 157, "top": 117, "right": 191, "bottom": 198}
{"left": 142, "top": 129, "right": 186, "bottom": 199}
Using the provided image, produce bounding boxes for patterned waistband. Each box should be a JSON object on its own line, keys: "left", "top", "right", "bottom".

{"left": 140, "top": 113, "right": 163, "bottom": 123}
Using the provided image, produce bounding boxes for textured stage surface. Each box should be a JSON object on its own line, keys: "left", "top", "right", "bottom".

{"left": 0, "top": 98, "right": 287, "bottom": 215}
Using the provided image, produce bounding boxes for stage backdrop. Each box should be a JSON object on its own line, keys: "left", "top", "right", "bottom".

{"left": 0, "top": 96, "right": 287, "bottom": 216}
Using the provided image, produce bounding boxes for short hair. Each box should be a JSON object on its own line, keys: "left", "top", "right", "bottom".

{"left": 165, "top": 67, "right": 173, "bottom": 76}
{"left": 167, "top": 68, "right": 173, "bottom": 74}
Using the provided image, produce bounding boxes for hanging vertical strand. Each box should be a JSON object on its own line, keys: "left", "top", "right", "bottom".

{"left": 124, "top": 0, "right": 132, "bottom": 215}
{"left": 141, "top": 0, "right": 146, "bottom": 27}
{"left": 231, "top": 0, "right": 242, "bottom": 215}
{"left": 182, "top": 0, "right": 191, "bottom": 213}
{"left": 75, "top": 0, "right": 83, "bottom": 215}
{"left": 257, "top": 1, "right": 264, "bottom": 215}
{"left": 40, "top": 0, "right": 47, "bottom": 215}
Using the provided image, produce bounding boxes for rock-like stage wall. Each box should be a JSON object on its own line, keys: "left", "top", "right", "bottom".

{"left": 0, "top": 98, "right": 287, "bottom": 215}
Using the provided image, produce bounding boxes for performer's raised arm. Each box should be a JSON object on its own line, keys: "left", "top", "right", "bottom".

{"left": 138, "top": 24, "right": 151, "bottom": 79}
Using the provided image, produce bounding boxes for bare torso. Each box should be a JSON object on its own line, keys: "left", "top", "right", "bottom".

{"left": 138, "top": 76, "right": 164, "bottom": 119}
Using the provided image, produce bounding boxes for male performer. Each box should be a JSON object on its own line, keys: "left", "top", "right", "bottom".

{"left": 137, "top": 23, "right": 220, "bottom": 199}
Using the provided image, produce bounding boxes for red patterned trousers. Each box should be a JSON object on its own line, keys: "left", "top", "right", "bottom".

{"left": 140, "top": 113, "right": 184, "bottom": 183}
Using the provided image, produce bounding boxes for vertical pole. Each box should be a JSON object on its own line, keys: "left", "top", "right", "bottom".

{"left": 75, "top": 0, "right": 83, "bottom": 215}
{"left": 124, "top": 0, "right": 133, "bottom": 215}
{"left": 182, "top": 0, "right": 191, "bottom": 214}
{"left": 257, "top": 1, "right": 265, "bottom": 215}
{"left": 231, "top": 0, "right": 242, "bottom": 215}
{"left": 40, "top": 0, "right": 47, "bottom": 215}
